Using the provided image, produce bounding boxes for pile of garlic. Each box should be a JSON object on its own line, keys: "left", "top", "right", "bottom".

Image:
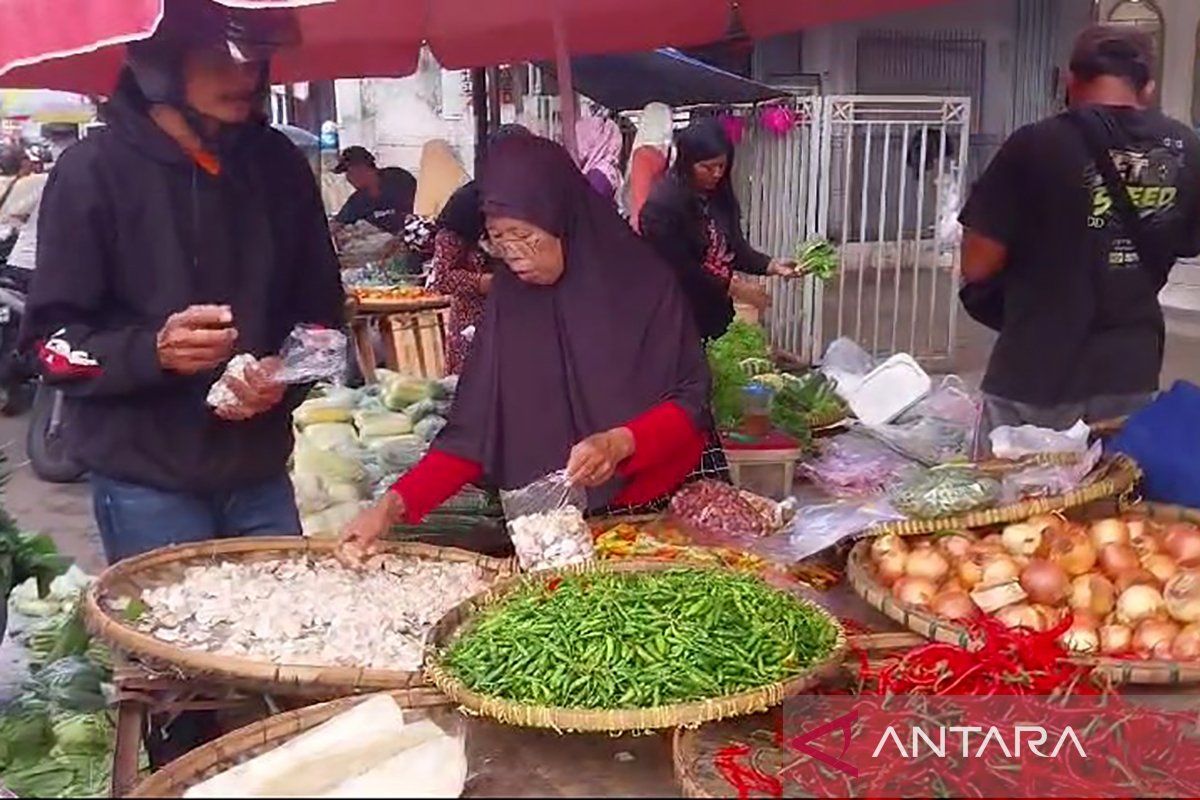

{"left": 129, "top": 556, "right": 491, "bottom": 671}
{"left": 507, "top": 507, "right": 595, "bottom": 571}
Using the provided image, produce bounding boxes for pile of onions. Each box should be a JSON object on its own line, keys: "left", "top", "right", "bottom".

{"left": 866, "top": 513, "right": 1200, "bottom": 662}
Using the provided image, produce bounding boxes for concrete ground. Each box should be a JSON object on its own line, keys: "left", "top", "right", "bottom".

{"left": 1, "top": 314, "right": 1197, "bottom": 796}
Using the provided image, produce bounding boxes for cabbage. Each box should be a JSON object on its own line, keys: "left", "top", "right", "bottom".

{"left": 304, "top": 423, "right": 360, "bottom": 451}
{"left": 294, "top": 388, "right": 359, "bottom": 427}
{"left": 293, "top": 441, "right": 365, "bottom": 485}
{"left": 354, "top": 410, "right": 413, "bottom": 439}
{"left": 325, "top": 482, "right": 365, "bottom": 505}
{"left": 292, "top": 473, "right": 332, "bottom": 515}
{"left": 402, "top": 398, "right": 438, "bottom": 424}
{"left": 414, "top": 415, "right": 447, "bottom": 445}
{"left": 301, "top": 502, "right": 364, "bottom": 539}
{"left": 429, "top": 375, "right": 458, "bottom": 400}
{"left": 50, "top": 714, "right": 110, "bottom": 756}
{"left": 382, "top": 378, "right": 430, "bottom": 411}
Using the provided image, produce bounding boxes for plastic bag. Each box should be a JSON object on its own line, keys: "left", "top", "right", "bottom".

{"left": 860, "top": 377, "right": 980, "bottom": 465}
{"left": 799, "top": 433, "right": 916, "bottom": 498}
{"left": 888, "top": 465, "right": 1000, "bottom": 519}
{"left": 500, "top": 470, "right": 594, "bottom": 571}
{"left": 784, "top": 499, "right": 905, "bottom": 562}
{"left": 208, "top": 325, "right": 348, "bottom": 411}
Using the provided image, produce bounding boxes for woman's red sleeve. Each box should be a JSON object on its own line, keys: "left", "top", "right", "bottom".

{"left": 614, "top": 401, "right": 705, "bottom": 506}
{"left": 390, "top": 449, "right": 483, "bottom": 524}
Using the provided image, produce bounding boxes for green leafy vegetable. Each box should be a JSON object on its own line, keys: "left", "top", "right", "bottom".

{"left": 794, "top": 238, "right": 840, "bottom": 280}
{"left": 706, "top": 321, "right": 771, "bottom": 430}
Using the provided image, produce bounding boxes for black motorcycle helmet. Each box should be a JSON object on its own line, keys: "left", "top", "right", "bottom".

{"left": 125, "top": 0, "right": 301, "bottom": 112}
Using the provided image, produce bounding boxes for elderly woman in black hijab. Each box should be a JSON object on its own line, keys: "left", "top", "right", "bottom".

{"left": 342, "top": 136, "right": 725, "bottom": 546}
{"left": 640, "top": 118, "right": 797, "bottom": 341}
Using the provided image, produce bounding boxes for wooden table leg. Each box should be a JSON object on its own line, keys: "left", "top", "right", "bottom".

{"left": 350, "top": 318, "right": 377, "bottom": 384}
{"left": 111, "top": 698, "right": 146, "bottom": 797}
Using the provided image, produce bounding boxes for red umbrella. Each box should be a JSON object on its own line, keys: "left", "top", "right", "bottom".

{"left": 0, "top": 0, "right": 957, "bottom": 93}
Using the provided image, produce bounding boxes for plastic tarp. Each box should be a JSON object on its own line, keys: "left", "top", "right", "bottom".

{"left": 559, "top": 48, "right": 787, "bottom": 111}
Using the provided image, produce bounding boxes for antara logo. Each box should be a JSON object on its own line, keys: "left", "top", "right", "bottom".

{"left": 872, "top": 724, "right": 1087, "bottom": 760}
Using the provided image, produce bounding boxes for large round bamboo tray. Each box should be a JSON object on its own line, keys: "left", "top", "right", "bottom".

{"left": 425, "top": 560, "right": 846, "bottom": 732}
{"left": 84, "top": 537, "right": 512, "bottom": 697}
{"left": 846, "top": 535, "right": 1200, "bottom": 685}
{"left": 128, "top": 689, "right": 454, "bottom": 798}
{"left": 865, "top": 454, "right": 1141, "bottom": 538}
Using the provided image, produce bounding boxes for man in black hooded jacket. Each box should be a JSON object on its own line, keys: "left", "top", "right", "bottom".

{"left": 23, "top": 0, "right": 344, "bottom": 563}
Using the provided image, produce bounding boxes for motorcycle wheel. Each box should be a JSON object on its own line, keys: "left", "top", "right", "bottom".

{"left": 27, "top": 384, "right": 85, "bottom": 484}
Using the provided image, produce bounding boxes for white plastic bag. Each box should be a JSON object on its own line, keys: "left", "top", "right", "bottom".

{"left": 786, "top": 499, "right": 905, "bottom": 562}
{"left": 500, "top": 470, "right": 594, "bottom": 571}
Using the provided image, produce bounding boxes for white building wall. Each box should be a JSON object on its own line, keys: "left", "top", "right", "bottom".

{"left": 334, "top": 52, "right": 477, "bottom": 176}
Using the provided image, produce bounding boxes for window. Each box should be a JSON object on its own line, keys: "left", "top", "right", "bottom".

{"left": 1106, "top": 0, "right": 1165, "bottom": 99}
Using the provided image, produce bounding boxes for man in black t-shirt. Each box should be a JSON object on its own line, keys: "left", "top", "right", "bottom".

{"left": 960, "top": 25, "right": 1200, "bottom": 450}
{"left": 331, "top": 146, "right": 416, "bottom": 234}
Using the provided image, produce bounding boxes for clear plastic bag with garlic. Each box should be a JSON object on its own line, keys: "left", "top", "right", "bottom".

{"left": 501, "top": 469, "right": 594, "bottom": 572}
{"left": 208, "top": 325, "right": 348, "bottom": 414}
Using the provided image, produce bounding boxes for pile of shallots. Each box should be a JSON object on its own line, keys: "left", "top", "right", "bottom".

{"left": 867, "top": 513, "right": 1200, "bottom": 661}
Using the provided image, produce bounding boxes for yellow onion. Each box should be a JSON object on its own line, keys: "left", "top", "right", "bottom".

{"left": 1163, "top": 524, "right": 1200, "bottom": 566}
{"left": 1019, "top": 560, "right": 1069, "bottom": 605}
{"left": 1028, "top": 514, "right": 1065, "bottom": 535}
{"left": 892, "top": 576, "right": 937, "bottom": 608}
{"left": 1059, "top": 619, "right": 1100, "bottom": 655}
{"left": 1069, "top": 574, "right": 1115, "bottom": 617}
{"left": 871, "top": 534, "right": 908, "bottom": 561}
{"left": 1133, "top": 619, "right": 1179, "bottom": 659}
{"left": 995, "top": 604, "right": 1046, "bottom": 632}
{"left": 1117, "top": 584, "right": 1165, "bottom": 625}
{"left": 1172, "top": 624, "right": 1200, "bottom": 660}
{"left": 1114, "top": 568, "right": 1159, "bottom": 594}
{"left": 1002, "top": 522, "right": 1048, "bottom": 558}
{"left": 1091, "top": 518, "right": 1130, "bottom": 550}
{"left": 1127, "top": 520, "right": 1161, "bottom": 558}
{"left": 1099, "top": 544, "right": 1140, "bottom": 579}
{"left": 957, "top": 556, "right": 984, "bottom": 589}
{"left": 980, "top": 554, "right": 1021, "bottom": 587}
{"left": 875, "top": 550, "right": 908, "bottom": 586}
{"left": 1100, "top": 623, "right": 1134, "bottom": 656}
{"left": 905, "top": 548, "right": 950, "bottom": 582}
{"left": 978, "top": 534, "right": 1005, "bottom": 552}
{"left": 1164, "top": 570, "right": 1200, "bottom": 624}
{"left": 1045, "top": 527, "right": 1098, "bottom": 577}
{"left": 931, "top": 591, "right": 976, "bottom": 621}
{"left": 1142, "top": 553, "right": 1178, "bottom": 586}
{"left": 936, "top": 531, "right": 975, "bottom": 560}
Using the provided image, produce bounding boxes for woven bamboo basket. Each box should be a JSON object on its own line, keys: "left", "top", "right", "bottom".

{"left": 845, "top": 527, "right": 1200, "bottom": 685}
{"left": 84, "top": 537, "right": 512, "bottom": 697}
{"left": 424, "top": 560, "right": 846, "bottom": 732}
{"left": 128, "top": 689, "right": 454, "bottom": 798}
{"left": 865, "top": 454, "right": 1141, "bottom": 538}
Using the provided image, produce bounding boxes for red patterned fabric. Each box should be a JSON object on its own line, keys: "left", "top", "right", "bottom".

{"left": 429, "top": 229, "right": 489, "bottom": 375}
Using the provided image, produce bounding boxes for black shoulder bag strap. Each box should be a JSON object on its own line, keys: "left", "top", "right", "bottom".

{"left": 1064, "top": 107, "right": 1161, "bottom": 280}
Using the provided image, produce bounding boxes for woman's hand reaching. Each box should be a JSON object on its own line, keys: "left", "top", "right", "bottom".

{"left": 566, "top": 427, "right": 635, "bottom": 487}
{"left": 338, "top": 491, "right": 405, "bottom": 565}
{"left": 767, "top": 258, "right": 800, "bottom": 277}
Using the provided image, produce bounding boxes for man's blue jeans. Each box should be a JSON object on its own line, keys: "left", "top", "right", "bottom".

{"left": 91, "top": 473, "right": 301, "bottom": 563}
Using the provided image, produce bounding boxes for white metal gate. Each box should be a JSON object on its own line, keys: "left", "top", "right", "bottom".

{"left": 740, "top": 95, "right": 971, "bottom": 368}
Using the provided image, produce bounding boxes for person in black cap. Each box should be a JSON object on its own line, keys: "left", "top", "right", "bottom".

{"left": 331, "top": 145, "right": 417, "bottom": 235}
{"left": 960, "top": 23, "right": 1200, "bottom": 452}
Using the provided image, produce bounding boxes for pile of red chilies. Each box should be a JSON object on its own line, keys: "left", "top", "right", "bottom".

{"left": 715, "top": 614, "right": 1200, "bottom": 799}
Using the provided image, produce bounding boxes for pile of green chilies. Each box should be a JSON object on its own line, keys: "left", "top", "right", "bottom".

{"left": 439, "top": 569, "right": 840, "bottom": 709}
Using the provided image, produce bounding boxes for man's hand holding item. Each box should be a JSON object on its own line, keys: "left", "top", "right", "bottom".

{"left": 213, "top": 356, "right": 287, "bottom": 421}
{"left": 157, "top": 304, "right": 238, "bottom": 375}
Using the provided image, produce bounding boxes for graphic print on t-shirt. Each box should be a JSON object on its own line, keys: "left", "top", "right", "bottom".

{"left": 1085, "top": 136, "right": 1188, "bottom": 270}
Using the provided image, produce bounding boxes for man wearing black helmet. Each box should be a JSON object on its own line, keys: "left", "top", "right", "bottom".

{"left": 24, "top": 0, "right": 344, "bottom": 564}
{"left": 960, "top": 24, "right": 1200, "bottom": 450}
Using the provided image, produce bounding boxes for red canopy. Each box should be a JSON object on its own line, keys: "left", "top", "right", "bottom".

{"left": 0, "top": 0, "right": 955, "bottom": 94}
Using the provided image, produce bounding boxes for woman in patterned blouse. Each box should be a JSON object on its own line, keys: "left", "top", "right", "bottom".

{"left": 639, "top": 118, "right": 797, "bottom": 341}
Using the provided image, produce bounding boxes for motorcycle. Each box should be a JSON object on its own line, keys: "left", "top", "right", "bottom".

{"left": 0, "top": 265, "right": 85, "bottom": 483}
